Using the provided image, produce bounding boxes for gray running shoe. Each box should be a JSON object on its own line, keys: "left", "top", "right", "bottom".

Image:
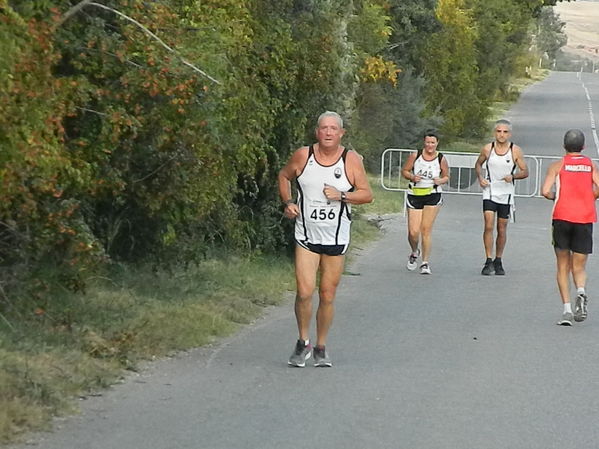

{"left": 420, "top": 263, "right": 431, "bottom": 275}
{"left": 556, "top": 312, "right": 573, "bottom": 326}
{"left": 288, "top": 340, "right": 312, "bottom": 367}
{"left": 407, "top": 249, "right": 420, "bottom": 271}
{"left": 313, "top": 346, "right": 332, "bottom": 367}
{"left": 574, "top": 293, "right": 588, "bottom": 322}
{"left": 481, "top": 259, "right": 494, "bottom": 276}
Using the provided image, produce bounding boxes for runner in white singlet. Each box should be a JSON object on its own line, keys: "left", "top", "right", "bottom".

{"left": 295, "top": 145, "right": 353, "bottom": 253}
{"left": 278, "top": 111, "right": 372, "bottom": 368}
{"left": 482, "top": 142, "right": 516, "bottom": 206}
{"left": 475, "top": 119, "right": 528, "bottom": 276}
{"left": 401, "top": 130, "right": 450, "bottom": 275}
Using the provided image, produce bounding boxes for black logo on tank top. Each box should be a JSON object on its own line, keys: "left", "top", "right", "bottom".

{"left": 334, "top": 168, "right": 342, "bottom": 179}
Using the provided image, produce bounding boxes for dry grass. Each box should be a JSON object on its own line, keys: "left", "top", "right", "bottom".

{"left": 0, "top": 256, "right": 297, "bottom": 443}
{"left": 554, "top": 1, "right": 599, "bottom": 62}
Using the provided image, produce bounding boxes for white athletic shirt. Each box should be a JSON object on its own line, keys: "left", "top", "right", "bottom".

{"left": 408, "top": 151, "right": 443, "bottom": 195}
{"left": 482, "top": 142, "right": 516, "bottom": 205}
{"left": 295, "top": 146, "right": 353, "bottom": 246}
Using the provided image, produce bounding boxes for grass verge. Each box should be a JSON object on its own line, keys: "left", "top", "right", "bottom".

{"left": 0, "top": 218, "right": 381, "bottom": 444}
{"left": 355, "top": 174, "right": 404, "bottom": 217}
{"left": 0, "top": 255, "right": 303, "bottom": 443}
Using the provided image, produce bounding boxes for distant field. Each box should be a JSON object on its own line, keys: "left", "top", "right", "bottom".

{"left": 554, "top": 0, "right": 599, "bottom": 61}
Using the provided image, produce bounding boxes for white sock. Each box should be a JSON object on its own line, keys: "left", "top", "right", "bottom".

{"left": 564, "top": 303, "right": 572, "bottom": 314}
{"left": 577, "top": 287, "right": 586, "bottom": 296}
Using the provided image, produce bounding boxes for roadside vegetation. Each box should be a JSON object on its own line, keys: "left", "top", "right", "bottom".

{"left": 0, "top": 213, "right": 382, "bottom": 444}
{"left": 0, "top": 69, "right": 544, "bottom": 443}
{"left": 1, "top": 0, "right": 568, "bottom": 443}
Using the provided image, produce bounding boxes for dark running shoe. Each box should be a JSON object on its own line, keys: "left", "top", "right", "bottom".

{"left": 493, "top": 258, "right": 505, "bottom": 276}
{"left": 574, "top": 293, "right": 588, "bottom": 322}
{"left": 288, "top": 340, "right": 312, "bottom": 367}
{"left": 313, "top": 346, "right": 332, "bottom": 367}
{"left": 481, "top": 259, "right": 494, "bottom": 276}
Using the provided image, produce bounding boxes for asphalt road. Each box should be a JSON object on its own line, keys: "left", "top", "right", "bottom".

{"left": 11, "top": 71, "right": 599, "bottom": 449}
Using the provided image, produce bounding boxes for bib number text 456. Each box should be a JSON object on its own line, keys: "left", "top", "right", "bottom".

{"left": 310, "top": 208, "right": 336, "bottom": 221}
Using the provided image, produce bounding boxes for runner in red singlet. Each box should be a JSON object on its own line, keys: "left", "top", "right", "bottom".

{"left": 541, "top": 129, "right": 599, "bottom": 326}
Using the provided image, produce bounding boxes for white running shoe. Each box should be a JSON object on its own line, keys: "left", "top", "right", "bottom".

{"left": 556, "top": 312, "right": 573, "bottom": 326}
{"left": 407, "top": 249, "right": 420, "bottom": 271}
{"left": 420, "top": 262, "right": 431, "bottom": 275}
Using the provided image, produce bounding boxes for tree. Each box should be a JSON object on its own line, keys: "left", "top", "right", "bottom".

{"left": 422, "top": 0, "right": 486, "bottom": 137}
{"left": 386, "top": 0, "right": 439, "bottom": 74}
{"left": 535, "top": 6, "right": 567, "bottom": 61}
{"left": 467, "top": 0, "right": 535, "bottom": 101}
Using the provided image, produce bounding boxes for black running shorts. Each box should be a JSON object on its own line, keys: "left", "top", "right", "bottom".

{"left": 296, "top": 240, "right": 349, "bottom": 256}
{"left": 406, "top": 193, "right": 443, "bottom": 210}
{"left": 552, "top": 219, "right": 593, "bottom": 254}
{"left": 483, "top": 199, "right": 511, "bottom": 220}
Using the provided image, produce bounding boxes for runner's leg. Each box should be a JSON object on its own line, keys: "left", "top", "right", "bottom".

{"left": 420, "top": 205, "right": 440, "bottom": 263}
{"left": 483, "top": 210, "right": 496, "bottom": 259}
{"left": 495, "top": 217, "right": 509, "bottom": 258}
{"left": 555, "top": 249, "right": 572, "bottom": 305}
{"left": 407, "top": 208, "right": 423, "bottom": 253}
{"left": 294, "top": 245, "right": 320, "bottom": 341}
{"left": 571, "top": 252, "right": 588, "bottom": 290}
{"left": 315, "top": 253, "right": 345, "bottom": 347}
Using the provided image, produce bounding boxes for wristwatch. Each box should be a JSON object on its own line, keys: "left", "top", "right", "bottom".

{"left": 340, "top": 192, "right": 346, "bottom": 202}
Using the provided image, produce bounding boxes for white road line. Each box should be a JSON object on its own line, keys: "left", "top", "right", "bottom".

{"left": 580, "top": 77, "right": 599, "bottom": 156}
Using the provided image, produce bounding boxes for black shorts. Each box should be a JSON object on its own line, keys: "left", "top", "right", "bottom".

{"left": 296, "top": 240, "right": 349, "bottom": 256}
{"left": 552, "top": 219, "right": 593, "bottom": 254}
{"left": 406, "top": 193, "right": 443, "bottom": 210}
{"left": 483, "top": 199, "right": 511, "bottom": 220}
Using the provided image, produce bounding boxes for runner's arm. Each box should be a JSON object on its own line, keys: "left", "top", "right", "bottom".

{"left": 401, "top": 152, "right": 419, "bottom": 182}
{"left": 474, "top": 146, "right": 490, "bottom": 187}
{"left": 541, "top": 161, "right": 560, "bottom": 200}
{"left": 592, "top": 163, "right": 599, "bottom": 199}
{"left": 342, "top": 151, "right": 373, "bottom": 205}
{"left": 510, "top": 146, "right": 529, "bottom": 181}
{"left": 278, "top": 147, "right": 307, "bottom": 218}
{"left": 434, "top": 157, "right": 450, "bottom": 186}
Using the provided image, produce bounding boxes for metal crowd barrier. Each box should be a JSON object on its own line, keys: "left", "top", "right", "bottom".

{"left": 380, "top": 149, "right": 597, "bottom": 198}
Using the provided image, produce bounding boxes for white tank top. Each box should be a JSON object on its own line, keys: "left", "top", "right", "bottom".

{"left": 295, "top": 146, "right": 353, "bottom": 246}
{"left": 408, "top": 151, "right": 443, "bottom": 195}
{"left": 482, "top": 142, "right": 516, "bottom": 204}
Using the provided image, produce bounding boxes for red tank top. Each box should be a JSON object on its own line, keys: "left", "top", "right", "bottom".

{"left": 553, "top": 154, "right": 597, "bottom": 223}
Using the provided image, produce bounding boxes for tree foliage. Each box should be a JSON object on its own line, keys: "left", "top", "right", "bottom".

{"left": 535, "top": 6, "right": 568, "bottom": 61}
{"left": 0, "top": 0, "right": 572, "bottom": 299}
{"left": 422, "top": 0, "right": 486, "bottom": 137}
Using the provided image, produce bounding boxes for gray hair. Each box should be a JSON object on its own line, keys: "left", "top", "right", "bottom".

{"left": 494, "top": 119, "right": 512, "bottom": 131}
{"left": 564, "top": 129, "right": 585, "bottom": 152}
{"left": 317, "top": 111, "right": 344, "bottom": 129}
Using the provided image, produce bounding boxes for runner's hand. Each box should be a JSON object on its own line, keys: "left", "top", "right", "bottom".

{"left": 323, "top": 184, "right": 341, "bottom": 201}
{"left": 283, "top": 203, "right": 300, "bottom": 219}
